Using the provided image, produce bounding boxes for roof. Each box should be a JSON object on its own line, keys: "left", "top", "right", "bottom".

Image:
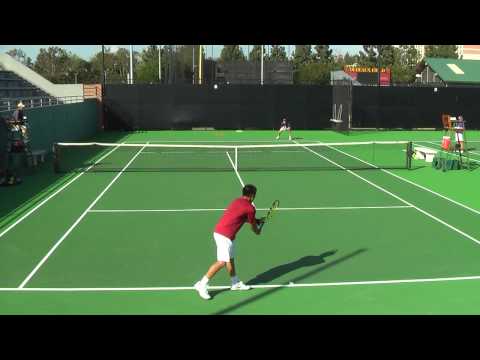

{"left": 330, "top": 70, "right": 361, "bottom": 85}
{"left": 425, "top": 57, "right": 480, "bottom": 84}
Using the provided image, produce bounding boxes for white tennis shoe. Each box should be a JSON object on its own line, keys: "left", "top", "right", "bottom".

{"left": 231, "top": 281, "right": 251, "bottom": 291}
{"left": 194, "top": 281, "right": 211, "bottom": 300}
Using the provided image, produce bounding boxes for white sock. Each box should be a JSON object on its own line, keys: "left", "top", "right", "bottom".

{"left": 200, "top": 276, "right": 209, "bottom": 286}
{"left": 231, "top": 276, "right": 239, "bottom": 285}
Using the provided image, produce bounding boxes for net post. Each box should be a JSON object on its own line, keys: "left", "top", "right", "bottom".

{"left": 406, "top": 141, "right": 413, "bottom": 169}
{"left": 53, "top": 143, "right": 60, "bottom": 173}
{"left": 234, "top": 147, "right": 238, "bottom": 170}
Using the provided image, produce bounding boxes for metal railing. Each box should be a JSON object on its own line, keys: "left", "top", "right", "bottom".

{"left": 0, "top": 95, "right": 84, "bottom": 113}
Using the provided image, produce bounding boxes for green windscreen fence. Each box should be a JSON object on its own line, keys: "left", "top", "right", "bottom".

{"left": 26, "top": 99, "right": 99, "bottom": 153}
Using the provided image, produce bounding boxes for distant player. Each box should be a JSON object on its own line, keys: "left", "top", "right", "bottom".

{"left": 455, "top": 115, "right": 465, "bottom": 152}
{"left": 276, "top": 117, "right": 292, "bottom": 141}
{"left": 194, "top": 184, "right": 265, "bottom": 300}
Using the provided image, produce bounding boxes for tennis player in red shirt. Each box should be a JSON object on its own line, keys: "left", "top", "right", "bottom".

{"left": 194, "top": 184, "right": 264, "bottom": 300}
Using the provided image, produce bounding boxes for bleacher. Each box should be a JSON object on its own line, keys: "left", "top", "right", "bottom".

{"left": 0, "top": 68, "right": 57, "bottom": 112}
{"left": 0, "top": 70, "right": 51, "bottom": 99}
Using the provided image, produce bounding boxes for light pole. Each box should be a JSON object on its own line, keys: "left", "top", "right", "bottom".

{"left": 159, "top": 45, "right": 162, "bottom": 83}
{"left": 199, "top": 45, "right": 203, "bottom": 85}
{"left": 261, "top": 45, "right": 264, "bottom": 85}
{"left": 129, "top": 45, "right": 134, "bottom": 84}
{"left": 377, "top": 46, "right": 381, "bottom": 87}
{"left": 101, "top": 45, "right": 105, "bottom": 90}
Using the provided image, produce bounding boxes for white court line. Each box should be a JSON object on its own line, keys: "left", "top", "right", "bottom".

{"left": 0, "top": 145, "right": 120, "bottom": 241}
{"left": 296, "top": 141, "right": 480, "bottom": 246}
{"left": 133, "top": 140, "right": 291, "bottom": 143}
{"left": 88, "top": 206, "right": 413, "bottom": 213}
{"left": 4, "top": 274, "right": 480, "bottom": 291}
{"left": 18, "top": 143, "right": 149, "bottom": 289}
{"left": 226, "top": 151, "right": 245, "bottom": 187}
{"left": 226, "top": 151, "right": 262, "bottom": 209}
{"left": 421, "top": 141, "right": 480, "bottom": 159}
{"left": 339, "top": 142, "right": 480, "bottom": 217}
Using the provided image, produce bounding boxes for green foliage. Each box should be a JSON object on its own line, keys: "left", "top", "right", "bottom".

{"left": 377, "top": 45, "right": 395, "bottom": 67}
{"left": 219, "top": 45, "right": 246, "bottom": 62}
{"left": 390, "top": 45, "right": 420, "bottom": 84}
{"left": 136, "top": 45, "right": 161, "bottom": 83}
{"left": 293, "top": 45, "right": 313, "bottom": 68}
{"left": 268, "top": 45, "right": 288, "bottom": 61}
{"left": 68, "top": 54, "right": 95, "bottom": 83}
{"left": 248, "top": 45, "right": 263, "bottom": 61}
{"left": 294, "top": 62, "right": 334, "bottom": 85}
{"left": 314, "top": 45, "right": 333, "bottom": 64}
{"left": 89, "top": 46, "right": 140, "bottom": 83}
{"left": 33, "top": 47, "right": 72, "bottom": 83}
{"left": 358, "top": 45, "right": 378, "bottom": 66}
{"left": 425, "top": 45, "right": 458, "bottom": 59}
{"left": 6, "top": 48, "right": 34, "bottom": 68}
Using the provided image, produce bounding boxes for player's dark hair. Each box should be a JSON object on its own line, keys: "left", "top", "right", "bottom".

{"left": 242, "top": 184, "right": 257, "bottom": 197}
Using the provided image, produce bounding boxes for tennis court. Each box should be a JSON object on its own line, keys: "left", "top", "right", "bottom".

{"left": 1, "top": 130, "right": 480, "bottom": 314}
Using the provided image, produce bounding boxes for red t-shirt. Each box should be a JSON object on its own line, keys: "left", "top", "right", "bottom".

{"left": 214, "top": 197, "right": 256, "bottom": 240}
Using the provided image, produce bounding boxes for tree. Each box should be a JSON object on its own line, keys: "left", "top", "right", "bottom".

{"left": 293, "top": 45, "right": 313, "bottom": 68}
{"left": 358, "top": 45, "right": 378, "bottom": 66}
{"left": 314, "top": 45, "right": 333, "bottom": 64}
{"left": 6, "top": 48, "right": 33, "bottom": 68}
{"left": 66, "top": 54, "right": 94, "bottom": 84}
{"left": 176, "top": 45, "right": 205, "bottom": 83}
{"left": 295, "top": 62, "right": 333, "bottom": 85}
{"left": 358, "top": 45, "right": 395, "bottom": 67}
{"left": 268, "top": 45, "right": 288, "bottom": 61}
{"left": 425, "top": 45, "right": 458, "bottom": 59}
{"left": 136, "top": 45, "right": 161, "bottom": 83}
{"left": 88, "top": 46, "right": 139, "bottom": 84}
{"left": 389, "top": 46, "right": 420, "bottom": 84}
{"left": 34, "top": 46, "right": 72, "bottom": 83}
{"left": 333, "top": 52, "right": 360, "bottom": 70}
{"left": 248, "top": 45, "right": 263, "bottom": 61}
{"left": 219, "top": 45, "right": 246, "bottom": 62}
{"left": 377, "top": 45, "right": 395, "bottom": 67}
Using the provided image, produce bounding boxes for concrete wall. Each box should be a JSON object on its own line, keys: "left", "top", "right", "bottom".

{"left": 54, "top": 84, "right": 84, "bottom": 98}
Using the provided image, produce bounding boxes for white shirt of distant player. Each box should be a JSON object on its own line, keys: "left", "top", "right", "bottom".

{"left": 452, "top": 117, "right": 465, "bottom": 142}
{"left": 279, "top": 119, "right": 290, "bottom": 131}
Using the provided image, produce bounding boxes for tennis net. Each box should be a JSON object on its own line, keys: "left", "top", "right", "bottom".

{"left": 53, "top": 141, "right": 413, "bottom": 173}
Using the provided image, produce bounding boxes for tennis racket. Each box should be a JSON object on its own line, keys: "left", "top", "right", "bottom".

{"left": 259, "top": 200, "right": 280, "bottom": 230}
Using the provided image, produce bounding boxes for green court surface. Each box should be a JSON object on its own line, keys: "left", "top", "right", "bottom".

{"left": 1, "top": 130, "right": 480, "bottom": 314}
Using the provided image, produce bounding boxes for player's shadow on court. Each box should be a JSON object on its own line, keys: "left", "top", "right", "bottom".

{"left": 208, "top": 251, "right": 336, "bottom": 299}
{"left": 247, "top": 250, "right": 338, "bottom": 285}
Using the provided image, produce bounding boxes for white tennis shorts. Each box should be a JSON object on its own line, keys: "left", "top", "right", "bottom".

{"left": 213, "top": 232, "right": 235, "bottom": 262}
{"left": 456, "top": 132, "right": 464, "bottom": 142}
{"left": 279, "top": 126, "right": 290, "bottom": 131}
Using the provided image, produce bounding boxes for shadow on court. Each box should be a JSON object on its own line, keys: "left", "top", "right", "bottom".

{"left": 247, "top": 250, "right": 338, "bottom": 285}
{"left": 211, "top": 248, "right": 367, "bottom": 310}
{"left": 208, "top": 250, "right": 336, "bottom": 299}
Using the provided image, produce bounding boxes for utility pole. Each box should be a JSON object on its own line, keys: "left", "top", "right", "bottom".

{"left": 101, "top": 45, "right": 105, "bottom": 96}
{"left": 261, "top": 45, "right": 264, "bottom": 85}
{"left": 199, "top": 45, "right": 203, "bottom": 85}
{"left": 129, "top": 45, "right": 134, "bottom": 84}
{"left": 159, "top": 45, "right": 162, "bottom": 83}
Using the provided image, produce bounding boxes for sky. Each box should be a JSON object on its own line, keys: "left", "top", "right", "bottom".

{"left": 0, "top": 45, "right": 364, "bottom": 61}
